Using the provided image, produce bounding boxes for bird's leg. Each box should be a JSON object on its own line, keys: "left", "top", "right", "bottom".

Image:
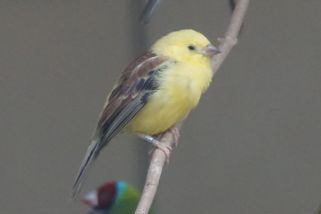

{"left": 136, "top": 134, "right": 172, "bottom": 163}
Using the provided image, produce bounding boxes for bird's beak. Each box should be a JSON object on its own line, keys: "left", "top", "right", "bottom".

{"left": 82, "top": 190, "right": 98, "bottom": 207}
{"left": 202, "top": 44, "right": 221, "bottom": 57}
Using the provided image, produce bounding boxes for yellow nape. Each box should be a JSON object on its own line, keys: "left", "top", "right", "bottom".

{"left": 126, "top": 29, "right": 214, "bottom": 135}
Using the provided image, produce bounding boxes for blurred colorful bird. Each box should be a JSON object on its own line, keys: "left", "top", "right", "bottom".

{"left": 72, "top": 29, "right": 220, "bottom": 197}
{"left": 83, "top": 181, "right": 153, "bottom": 214}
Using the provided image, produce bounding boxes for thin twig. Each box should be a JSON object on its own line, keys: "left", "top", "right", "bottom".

{"left": 212, "top": 0, "right": 249, "bottom": 73}
{"left": 135, "top": 1, "right": 250, "bottom": 213}
{"left": 139, "top": 0, "right": 164, "bottom": 24}
{"left": 135, "top": 123, "right": 181, "bottom": 214}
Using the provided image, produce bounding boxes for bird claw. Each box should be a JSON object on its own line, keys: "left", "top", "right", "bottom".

{"left": 137, "top": 134, "right": 172, "bottom": 163}
{"left": 152, "top": 140, "right": 172, "bottom": 164}
{"left": 148, "top": 140, "right": 171, "bottom": 164}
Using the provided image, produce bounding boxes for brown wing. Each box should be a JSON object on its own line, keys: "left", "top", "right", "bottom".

{"left": 97, "top": 52, "right": 164, "bottom": 135}
{"left": 72, "top": 52, "right": 168, "bottom": 197}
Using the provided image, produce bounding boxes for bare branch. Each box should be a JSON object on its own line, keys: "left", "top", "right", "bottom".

{"left": 140, "top": 0, "right": 164, "bottom": 24}
{"left": 212, "top": 0, "right": 249, "bottom": 72}
{"left": 135, "top": 1, "right": 250, "bottom": 213}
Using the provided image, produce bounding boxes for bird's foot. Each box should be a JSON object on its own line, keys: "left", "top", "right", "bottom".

{"left": 150, "top": 139, "right": 172, "bottom": 163}
{"left": 137, "top": 134, "right": 171, "bottom": 163}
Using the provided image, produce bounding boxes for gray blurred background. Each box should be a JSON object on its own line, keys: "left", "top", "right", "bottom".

{"left": 1, "top": 1, "right": 321, "bottom": 213}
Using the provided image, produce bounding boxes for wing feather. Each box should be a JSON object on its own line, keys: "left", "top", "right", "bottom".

{"left": 72, "top": 52, "right": 167, "bottom": 197}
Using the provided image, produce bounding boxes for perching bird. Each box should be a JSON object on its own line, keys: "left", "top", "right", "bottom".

{"left": 72, "top": 29, "right": 220, "bottom": 197}
{"left": 83, "top": 181, "right": 153, "bottom": 214}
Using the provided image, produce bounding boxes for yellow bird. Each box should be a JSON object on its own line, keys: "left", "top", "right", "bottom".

{"left": 72, "top": 29, "right": 220, "bottom": 197}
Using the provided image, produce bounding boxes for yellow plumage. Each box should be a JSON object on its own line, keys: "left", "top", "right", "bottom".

{"left": 126, "top": 29, "right": 213, "bottom": 134}
{"left": 72, "top": 29, "right": 219, "bottom": 197}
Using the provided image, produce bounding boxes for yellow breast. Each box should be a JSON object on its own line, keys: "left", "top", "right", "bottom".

{"left": 126, "top": 61, "right": 212, "bottom": 135}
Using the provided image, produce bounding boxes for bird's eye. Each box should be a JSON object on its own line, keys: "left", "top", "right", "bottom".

{"left": 188, "top": 45, "right": 196, "bottom": 51}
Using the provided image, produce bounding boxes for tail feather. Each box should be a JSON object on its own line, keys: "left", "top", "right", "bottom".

{"left": 71, "top": 96, "right": 146, "bottom": 198}
{"left": 72, "top": 138, "right": 99, "bottom": 198}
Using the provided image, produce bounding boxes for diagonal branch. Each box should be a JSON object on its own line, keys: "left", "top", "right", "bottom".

{"left": 135, "top": 1, "right": 250, "bottom": 213}
{"left": 140, "top": 0, "right": 164, "bottom": 24}
{"left": 212, "top": 0, "right": 249, "bottom": 73}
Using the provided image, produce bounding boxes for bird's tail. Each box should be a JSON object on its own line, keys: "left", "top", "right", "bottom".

{"left": 71, "top": 137, "right": 100, "bottom": 198}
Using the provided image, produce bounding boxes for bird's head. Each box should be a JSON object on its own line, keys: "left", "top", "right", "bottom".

{"left": 83, "top": 181, "right": 121, "bottom": 210}
{"left": 151, "top": 29, "right": 220, "bottom": 65}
